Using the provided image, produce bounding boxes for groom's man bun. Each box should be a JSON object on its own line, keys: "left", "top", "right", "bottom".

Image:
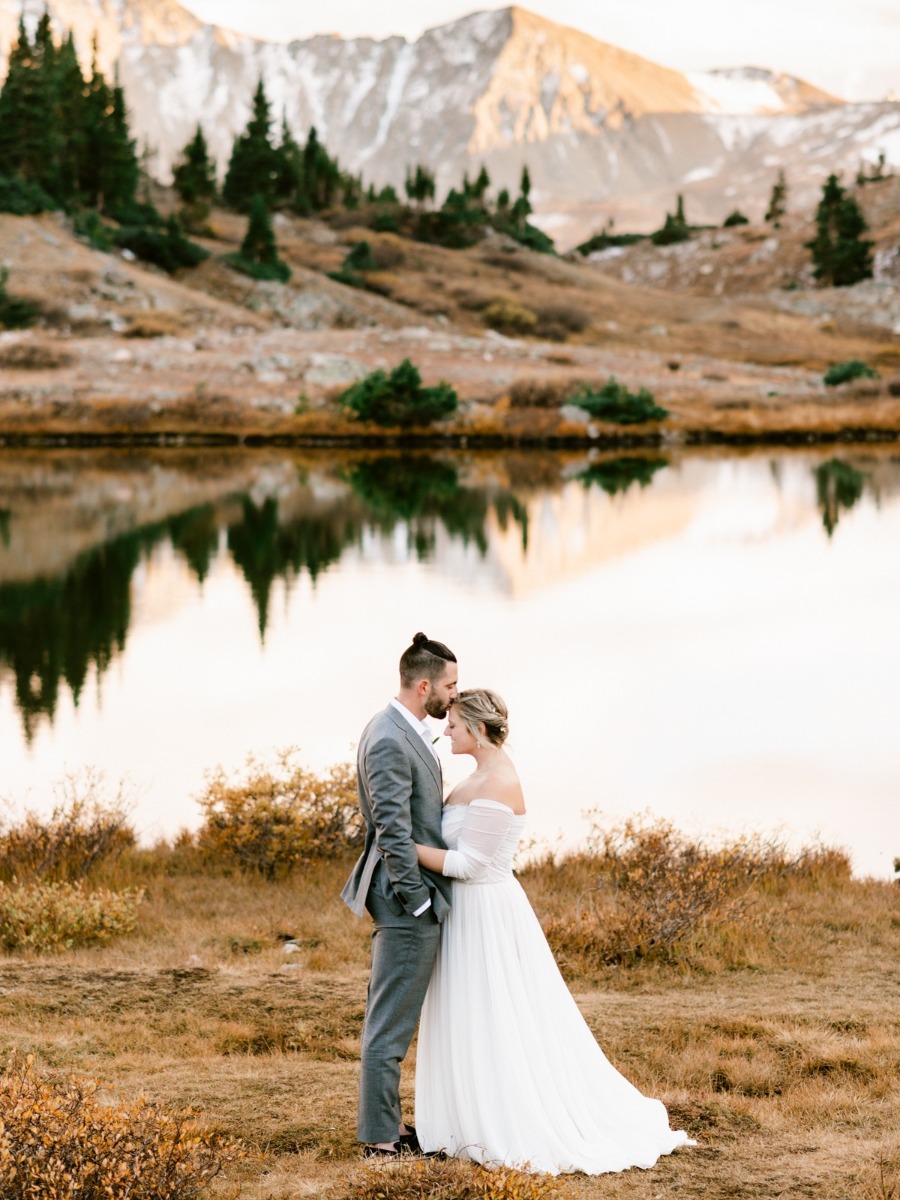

{"left": 400, "top": 632, "right": 457, "bottom": 686}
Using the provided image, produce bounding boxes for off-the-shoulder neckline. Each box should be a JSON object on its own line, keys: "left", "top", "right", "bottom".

{"left": 444, "top": 798, "right": 526, "bottom": 816}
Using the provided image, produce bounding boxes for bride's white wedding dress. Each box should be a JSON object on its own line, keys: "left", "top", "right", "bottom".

{"left": 415, "top": 799, "right": 692, "bottom": 1175}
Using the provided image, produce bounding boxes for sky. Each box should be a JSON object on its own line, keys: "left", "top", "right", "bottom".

{"left": 179, "top": 0, "right": 900, "bottom": 103}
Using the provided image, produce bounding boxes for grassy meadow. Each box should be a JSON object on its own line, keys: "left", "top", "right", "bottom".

{"left": 0, "top": 772, "right": 898, "bottom": 1200}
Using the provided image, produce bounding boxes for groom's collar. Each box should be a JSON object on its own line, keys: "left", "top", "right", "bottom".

{"left": 390, "top": 697, "right": 429, "bottom": 736}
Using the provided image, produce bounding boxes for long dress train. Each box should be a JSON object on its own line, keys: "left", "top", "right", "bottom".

{"left": 415, "top": 799, "right": 692, "bottom": 1175}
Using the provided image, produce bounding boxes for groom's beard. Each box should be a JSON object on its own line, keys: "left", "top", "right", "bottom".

{"left": 424, "top": 694, "right": 449, "bottom": 720}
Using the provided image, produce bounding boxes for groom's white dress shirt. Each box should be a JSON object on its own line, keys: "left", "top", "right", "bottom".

{"left": 390, "top": 698, "right": 440, "bottom": 915}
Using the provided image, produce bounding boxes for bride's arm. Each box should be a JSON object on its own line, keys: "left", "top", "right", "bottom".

{"left": 416, "top": 802, "right": 514, "bottom": 882}
{"left": 416, "top": 844, "right": 447, "bottom": 873}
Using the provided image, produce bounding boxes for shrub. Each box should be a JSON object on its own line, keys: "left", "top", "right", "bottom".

{"left": 339, "top": 358, "right": 458, "bottom": 427}
{"left": 569, "top": 378, "right": 669, "bottom": 424}
{"left": 534, "top": 302, "right": 590, "bottom": 341}
{"left": 508, "top": 378, "right": 570, "bottom": 408}
{"left": 328, "top": 240, "right": 381, "bottom": 288}
{"left": 115, "top": 216, "right": 209, "bottom": 274}
{"left": 195, "top": 750, "right": 363, "bottom": 879}
{"left": 72, "top": 207, "right": 116, "bottom": 251}
{"left": 0, "top": 267, "right": 37, "bottom": 330}
{"left": 344, "top": 1156, "right": 569, "bottom": 1200}
{"left": 224, "top": 252, "right": 291, "bottom": 282}
{"left": 576, "top": 230, "right": 646, "bottom": 255}
{"left": 823, "top": 359, "right": 879, "bottom": 387}
{"left": 0, "top": 775, "right": 135, "bottom": 883}
{"left": 542, "top": 815, "right": 836, "bottom": 970}
{"left": 0, "top": 880, "right": 143, "bottom": 951}
{"left": 482, "top": 298, "right": 538, "bottom": 336}
{"left": 0, "top": 171, "right": 56, "bottom": 214}
{"left": 723, "top": 209, "right": 750, "bottom": 227}
{"left": 0, "top": 1053, "right": 245, "bottom": 1200}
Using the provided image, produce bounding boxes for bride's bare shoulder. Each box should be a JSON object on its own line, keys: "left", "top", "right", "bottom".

{"left": 478, "top": 769, "right": 525, "bottom": 815}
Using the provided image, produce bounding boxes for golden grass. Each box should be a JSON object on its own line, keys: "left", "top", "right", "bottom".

{"left": 0, "top": 836, "right": 897, "bottom": 1199}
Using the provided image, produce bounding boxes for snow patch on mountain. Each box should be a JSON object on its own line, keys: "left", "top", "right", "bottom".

{"left": 690, "top": 70, "right": 786, "bottom": 115}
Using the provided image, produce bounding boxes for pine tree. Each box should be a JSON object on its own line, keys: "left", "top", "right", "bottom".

{"left": 273, "top": 114, "right": 302, "bottom": 204}
{"left": 405, "top": 163, "right": 435, "bottom": 206}
{"left": 229, "top": 193, "right": 291, "bottom": 281}
{"left": 173, "top": 125, "right": 217, "bottom": 205}
{"left": 101, "top": 75, "right": 140, "bottom": 215}
{"left": 0, "top": 17, "right": 56, "bottom": 191}
{"left": 299, "top": 125, "right": 342, "bottom": 210}
{"left": 54, "top": 33, "right": 87, "bottom": 204}
{"left": 222, "top": 78, "right": 279, "bottom": 210}
{"left": 651, "top": 194, "right": 690, "bottom": 245}
{"left": 806, "top": 174, "right": 873, "bottom": 287}
{"left": 472, "top": 164, "right": 490, "bottom": 202}
{"left": 511, "top": 165, "right": 532, "bottom": 226}
{"left": 765, "top": 169, "right": 787, "bottom": 226}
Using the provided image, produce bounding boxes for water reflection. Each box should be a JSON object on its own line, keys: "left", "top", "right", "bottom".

{"left": 1, "top": 446, "right": 899, "bottom": 879}
{"left": 2, "top": 449, "right": 897, "bottom": 738}
{"left": 344, "top": 456, "right": 529, "bottom": 557}
{"left": 0, "top": 452, "right": 541, "bottom": 732}
{"left": 814, "top": 459, "right": 868, "bottom": 536}
{"left": 0, "top": 525, "right": 160, "bottom": 740}
{"left": 577, "top": 455, "right": 669, "bottom": 496}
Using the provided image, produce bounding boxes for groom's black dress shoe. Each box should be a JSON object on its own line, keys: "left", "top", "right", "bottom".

{"left": 362, "top": 1143, "right": 402, "bottom": 1159}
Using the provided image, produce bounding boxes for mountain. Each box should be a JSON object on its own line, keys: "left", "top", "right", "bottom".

{"left": 2, "top": 1, "right": 898, "bottom": 247}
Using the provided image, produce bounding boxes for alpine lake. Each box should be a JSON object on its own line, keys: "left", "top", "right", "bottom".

{"left": 1, "top": 443, "right": 898, "bottom": 879}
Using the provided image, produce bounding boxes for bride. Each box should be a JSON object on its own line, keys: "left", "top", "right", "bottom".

{"left": 413, "top": 688, "right": 692, "bottom": 1175}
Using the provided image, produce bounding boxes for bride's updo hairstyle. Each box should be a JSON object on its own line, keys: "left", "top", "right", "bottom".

{"left": 451, "top": 688, "right": 509, "bottom": 747}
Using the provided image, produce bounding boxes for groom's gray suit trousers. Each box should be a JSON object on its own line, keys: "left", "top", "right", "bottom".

{"left": 358, "top": 860, "right": 441, "bottom": 1144}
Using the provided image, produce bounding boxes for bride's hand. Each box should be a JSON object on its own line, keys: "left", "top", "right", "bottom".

{"left": 416, "top": 842, "right": 448, "bottom": 874}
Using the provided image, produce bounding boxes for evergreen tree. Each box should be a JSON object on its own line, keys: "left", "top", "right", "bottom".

{"left": 173, "top": 125, "right": 217, "bottom": 204}
{"left": 227, "top": 193, "right": 291, "bottom": 281}
{"left": 298, "top": 125, "right": 342, "bottom": 210}
{"left": 511, "top": 165, "right": 532, "bottom": 226}
{"left": 101, "top": 75, "right": 140, "bottom": 215}
{"left": 273, "top": 114, "right": 302, "bottom": 203}
{"left": 0, "top": 17, "right": 56, "bottom": 191}
{"left": 53, "top": 33, "right": 87, "bottom": 203}
{"left": 472, "top": 164, "right": 490, "bottom": 202}
{"left": 651, "top": 193, "right": 690, "bottom": 245}
{"left": 80, "top": 44, "right": 115, "bottom": 208}
{"left": 405, "top": 163, "right": 436, "bottom": 206}
{"left": 222, "top": 78, "right": 279, "bottom": 210}
{"left": 806, "top": 174, "right": 874, "bottom": 287}
{"left": 765, "top": 169, "right": 787, "bottom": 226}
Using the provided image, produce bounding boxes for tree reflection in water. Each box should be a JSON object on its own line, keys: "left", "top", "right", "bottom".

{"left": 0, "top": 455, "right": 535, "bottom": 734}
{"left": 227, "top": 496, "right": 363, "bottom": 636}
{"left": 577, "top": 455, "right": 669, "bottom": 496}
{"left": 814, "top": 459, "right": 868, "bottom": 537}
{"left": 0, "top": 525, "right": 167, "bottom": 741}
{"left": 343, "top": 456, "right": 528, "bottom": 559}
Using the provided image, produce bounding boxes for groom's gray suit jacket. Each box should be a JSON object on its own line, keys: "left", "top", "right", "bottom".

{"left": 342, "top": 704, "right": 452, "bottom": 921}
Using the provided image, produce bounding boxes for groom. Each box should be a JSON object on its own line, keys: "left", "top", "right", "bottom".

{"left": 342, "top": 632, "right": 458, "bottom": 1157}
